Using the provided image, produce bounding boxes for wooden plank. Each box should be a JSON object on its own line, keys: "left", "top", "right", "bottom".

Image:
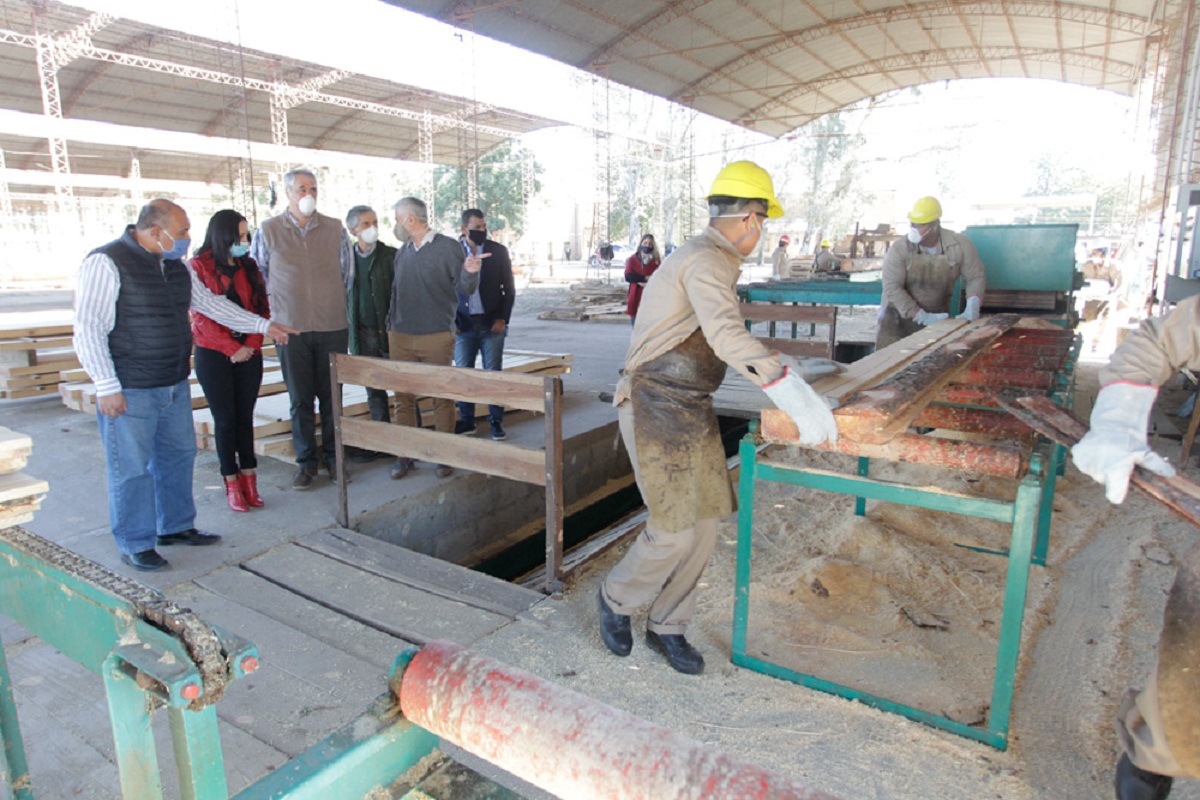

{"left": 0, "top": 473, "right": 47, "bottom": 503}
{"left": 241, "top": 544, "right": 513, "bottom": 646}
{"left": 298, "top": 528, "right": 542, "bottom": 618}
{"left": 340, "top": 416, "right": 546, "bottom": 484}
{"left": 334, "top": 355, "right": 546, "bottom": 413}
{"left": 0, "top": 335, "right": 74, "bottom": 352}
{"left": 833, "top": 314, "right": 1022, "bottom": 444}
{"left": 194, "top": 565, "right": 413, "bottom": 669}
{"left": 740, "top": 304, "right": 837, "bottom": 324}
{"left": 758, "top": 337, "right": 834, "bottom": 358}
{"left": 169, "top": 582, "right": 388, "bottom": 758}
{"left": 0, "top": 428, "right": 32, "bottom": 455}
{"left": 1000, "top": 394, "right": 1200, "bottom": 528}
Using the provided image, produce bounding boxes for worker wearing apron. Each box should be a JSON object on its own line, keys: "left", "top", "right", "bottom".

{"left": 1073, "top": 294, "right": 1200, "bottom": 799}
{"left": 876, "top": 196, "right": 987, "bottom": 349}
{"left": 596, "top": 161, "right": 841, "bottom": 675}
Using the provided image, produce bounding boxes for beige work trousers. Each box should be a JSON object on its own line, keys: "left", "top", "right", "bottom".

{"left": 1118, "top": 660, "right": 1192, "bottom": 778}
{"left": 601, "top": 401, "right": 720, "bottom": 636}
{"left": 387, "top": 331, "right": 456, "bottom": 435}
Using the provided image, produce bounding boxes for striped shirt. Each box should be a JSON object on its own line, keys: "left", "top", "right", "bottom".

{"left": 74, "top": 250, "right": 272, "bottom": 397}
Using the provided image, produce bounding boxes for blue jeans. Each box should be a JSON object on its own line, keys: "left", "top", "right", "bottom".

{"left": 97, "top": 379, "right": 197, "bottom": 556}
{"left": 455, "top": 318, "right": 506, "bottom": 423}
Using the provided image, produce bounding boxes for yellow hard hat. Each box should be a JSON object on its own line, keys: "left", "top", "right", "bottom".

{"left": 908, "top": 196, "right": 942, "bottom": 225}
{"left": 820, "top": 239, "right": 831, "bottom": 248}
{"left": 707, "top": 161, "right": 784, "bottom": 218}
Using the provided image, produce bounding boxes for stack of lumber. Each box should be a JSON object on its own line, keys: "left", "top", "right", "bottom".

{"left": 0, "top": 313, "right": 77, "bottom": 400}
{"left": 59, "top": 344, "right": 282, "bottom": 414}
{"left": 201, "top": 349, "right": 573, "bottom": 461}
{"left": 0, "top": 427, "right": 48, "bottom": 527}
{"left": 538, "top": 281, "right": 628, "bottom": 322}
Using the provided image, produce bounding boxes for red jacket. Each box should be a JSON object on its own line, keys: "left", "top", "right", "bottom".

{"left": 188, "top": 251, "right": 270, "bottom": 356}
{"left": 625, "top": 252, "right": 661, "bottom": 317}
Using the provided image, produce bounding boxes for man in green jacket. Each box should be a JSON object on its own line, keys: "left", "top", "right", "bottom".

{"left": 345, "top": 205, "right": 396, "bottom": 462}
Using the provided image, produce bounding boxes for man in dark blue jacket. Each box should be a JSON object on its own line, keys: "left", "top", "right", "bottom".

{"left": 454, "top": 209, "right": 516, "bottom": 440}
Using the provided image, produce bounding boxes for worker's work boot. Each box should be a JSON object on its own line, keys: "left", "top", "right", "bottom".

{"left": 1115, "top": 754, "right": 1173, "bottom": 800}
{"left": 597, "top": 589, "right": 632, "bottom": 656}
{"left": 645, "top": 630, "right": 704, "bottom": 675}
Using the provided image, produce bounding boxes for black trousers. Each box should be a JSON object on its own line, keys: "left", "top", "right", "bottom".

{"left": 276, "top": 328, "right": 349, "bottom": 468}
{"left": 193, "top": 345, "right": 263, "bottom": 476}
{"left": 358, "top": 326, "right": 391, "bottom": 423}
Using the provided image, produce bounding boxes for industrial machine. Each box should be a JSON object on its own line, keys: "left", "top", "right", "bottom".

{"left": 963, "top": 223, "right": 1081, "bottom": 323}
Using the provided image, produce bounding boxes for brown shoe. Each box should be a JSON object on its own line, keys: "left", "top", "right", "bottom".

{"left": 293, "top": 465, "right": 317, "bottom": 490}
{"left": 390, "top": 457, "right": 415, "bottom": 480}
{"left": 435, "top": 464, "right": 453, "bottom": 478}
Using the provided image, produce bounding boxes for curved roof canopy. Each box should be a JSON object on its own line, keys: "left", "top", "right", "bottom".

{"left": 388, "top": 0, "right": 1182, "bottom": 138}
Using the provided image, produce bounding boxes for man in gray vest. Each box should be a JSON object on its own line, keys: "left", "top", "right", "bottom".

{"left": 387, "top": 197, "right": 483, "bottom": 479}
{"left": 75, "top": 199, "right": 296, "bottom": 571}
{"left": 251, "top": 168, "right": 354, "bottom": 490}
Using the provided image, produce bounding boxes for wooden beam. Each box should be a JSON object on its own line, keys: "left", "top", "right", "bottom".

{"left": 340, "top": 416, "right": 546, "bottom": 485}
{"left": 832, "top": 314, "right": 1022, "bottom": 444}
{"left": 740, "top": 304, "right": 837, "bottom": 324}
{"left": 333, "top": 354, "right": 546, "bottom": 412}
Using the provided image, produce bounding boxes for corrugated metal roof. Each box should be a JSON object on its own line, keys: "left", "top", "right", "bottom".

{"left": 384, "top": 0, "right": 1187, "bottom": 138}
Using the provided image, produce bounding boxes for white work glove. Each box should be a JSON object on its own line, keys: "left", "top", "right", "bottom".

{"left": 776, "top": 352, "right": 845, "bottom": 382}
{"left": 762, "top": 367, "right": 839, "bottom": 446}
{"left": 956, "top": 295, "right": 982, "bottom": 322}
{"left": 1071, "top": 382, "right": 1175, "bottom": 504}
{"left": 913, "top": 309, "right": 950, "bottom": 327}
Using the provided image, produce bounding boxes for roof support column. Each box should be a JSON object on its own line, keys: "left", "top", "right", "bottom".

{"left": 127, "top": 153, "right": 142, "bottom": 209}
{"left": 419, "top": 109, "right": 435, "bottom": 218}
{"left": 34, "top": 32, "right": 74, "bottom": 215}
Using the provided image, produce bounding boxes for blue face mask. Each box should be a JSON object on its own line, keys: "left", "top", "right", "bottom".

{"left": 159, "top": 231, "right": 191, "bottom": 260}
{"left": 229, "top": 242, "right": 250, "bottom": 259}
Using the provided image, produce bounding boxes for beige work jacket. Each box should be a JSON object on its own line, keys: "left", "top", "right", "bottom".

{"left": 881, "top": 228, "right": 987, "bottom": 319}
{"left": 615, "top": 227, "right": 782, "bottom": 405}
{"left": 1103, "top": 295, "right": 1200, "bottom": 387}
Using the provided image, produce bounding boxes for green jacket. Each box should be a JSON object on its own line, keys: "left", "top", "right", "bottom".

{"left": 347, "top": 241, "right": 397, "bottom": 354}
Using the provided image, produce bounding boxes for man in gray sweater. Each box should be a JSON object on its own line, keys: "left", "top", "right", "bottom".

{"left": 387, "top": 197, "right": 484, "bottom": 479}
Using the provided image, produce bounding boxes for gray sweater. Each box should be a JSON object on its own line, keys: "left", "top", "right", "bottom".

{"left": 387, "top": 233, "right": 480, "bottom": 335}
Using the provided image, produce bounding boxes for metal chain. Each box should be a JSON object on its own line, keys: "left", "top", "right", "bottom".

{"left": 0, "top": 527, "right": 229, "bottom": 708}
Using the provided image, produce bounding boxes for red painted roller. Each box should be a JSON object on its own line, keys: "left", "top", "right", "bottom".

{"left": 396, "top": 640, "right": 838, "bottom": 800}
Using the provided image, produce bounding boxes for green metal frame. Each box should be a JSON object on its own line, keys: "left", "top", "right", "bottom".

{"left": 733, "top": 431, "right": 1050, "bottom": 750}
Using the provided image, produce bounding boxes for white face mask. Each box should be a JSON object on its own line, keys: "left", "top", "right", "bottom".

{"left": 297, "top": 195, "right": 317, "bottom": 216}
{"left": 359, "top": 226, "right": 379, "bottom": 245}
{"left": 907, "top": 227, "right": 924, "bottom": 245}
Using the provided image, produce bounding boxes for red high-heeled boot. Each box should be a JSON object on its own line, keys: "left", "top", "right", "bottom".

{"left": 225, "top": 475, "right": 249, "bottom": 512}
{"left": 238, "top": 471, "right": 264, "bottom": 507}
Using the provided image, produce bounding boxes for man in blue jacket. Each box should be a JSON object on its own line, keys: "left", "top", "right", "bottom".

{"left": 454, "top": 208, "right": 516, "bottom": 441}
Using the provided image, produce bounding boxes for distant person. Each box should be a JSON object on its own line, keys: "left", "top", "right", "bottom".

{"left": 877, "top": 196, "right": 986, "bottom": 349}
{"left": 387, "top": 197, "right": 484, "bottom": 479}
{"left": 188, "top": 209, "right": 271, "bottom": 513}
{"left": 75, "top": 199, "right": 295, "bottom": 571}
{"left": 250, "top": 168, "right": 354, "bottom": 490}
{"left": 345, "top": 204, "right": 396, "bottom": 462}
{"left": 454, "top": 208, "right": 516, "bottom": 441}
{"left": 770, "top": 235, "right": 791, "bottom": 280}
{"left": 624, "top": 233, "right": 661, "bottom": 324}
{"left": 813, "top": 240, "right": 841, "bottom": 272}
{"left": 1071, "top": 297, "right": 1200, "bottom": 800}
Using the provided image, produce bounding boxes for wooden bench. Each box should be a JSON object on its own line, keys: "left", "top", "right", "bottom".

{"left": 739, "top": 302, "right": 837, "bottom": 358}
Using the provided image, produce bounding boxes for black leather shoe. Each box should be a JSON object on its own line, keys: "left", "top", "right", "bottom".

{"left": 157, "top": 529, "right": 222, "bottom": 547}
{"left": 121, "top": 549, "right": 169, "bottom": 571}
{"left": 1115, "top": 754, "right": 1173, "bottom": 800}
{"left": 597, "top": 589, "right": 632, "bottom": 657}
{"left": 646, "top": 630, "right": 705, "bottom": 675}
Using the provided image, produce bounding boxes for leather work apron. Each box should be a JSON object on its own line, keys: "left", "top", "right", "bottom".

{"left": 1158, "top": 538, "right": 1200, "bottom": 774}
{"left": 628, "top": 328, "right": 734, "bottom": 533}
{"left": 876, "top": 250, "right": 955, "bottom": 350}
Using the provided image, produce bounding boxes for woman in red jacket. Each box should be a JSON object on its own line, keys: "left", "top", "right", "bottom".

{"left": 625, "top": 233, "right": 661, "bottom": 324}
{"left": 189, "top": 209, "right": 271, "bottom": 512}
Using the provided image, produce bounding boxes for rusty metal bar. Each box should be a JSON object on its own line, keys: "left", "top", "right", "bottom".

{"left": 761, "top": 410, "right": 1024, "bottom": 478}
{"left": 394, "top": 640, "right": 837, "bottom": 800}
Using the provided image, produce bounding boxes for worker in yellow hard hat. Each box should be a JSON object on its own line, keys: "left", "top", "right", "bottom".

{"left": 597, "top": 161, "right": 841, "bottom": 675}
{"left": 813, "top": 239, "right": 841, "bottom": 273}
{"left": 876, "top": 196, "right": 987, "bottom": 349}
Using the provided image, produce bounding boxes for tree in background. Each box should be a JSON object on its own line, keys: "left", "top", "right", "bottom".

{"left": 432, "top": 141, "right": 543, "bottom": 238}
